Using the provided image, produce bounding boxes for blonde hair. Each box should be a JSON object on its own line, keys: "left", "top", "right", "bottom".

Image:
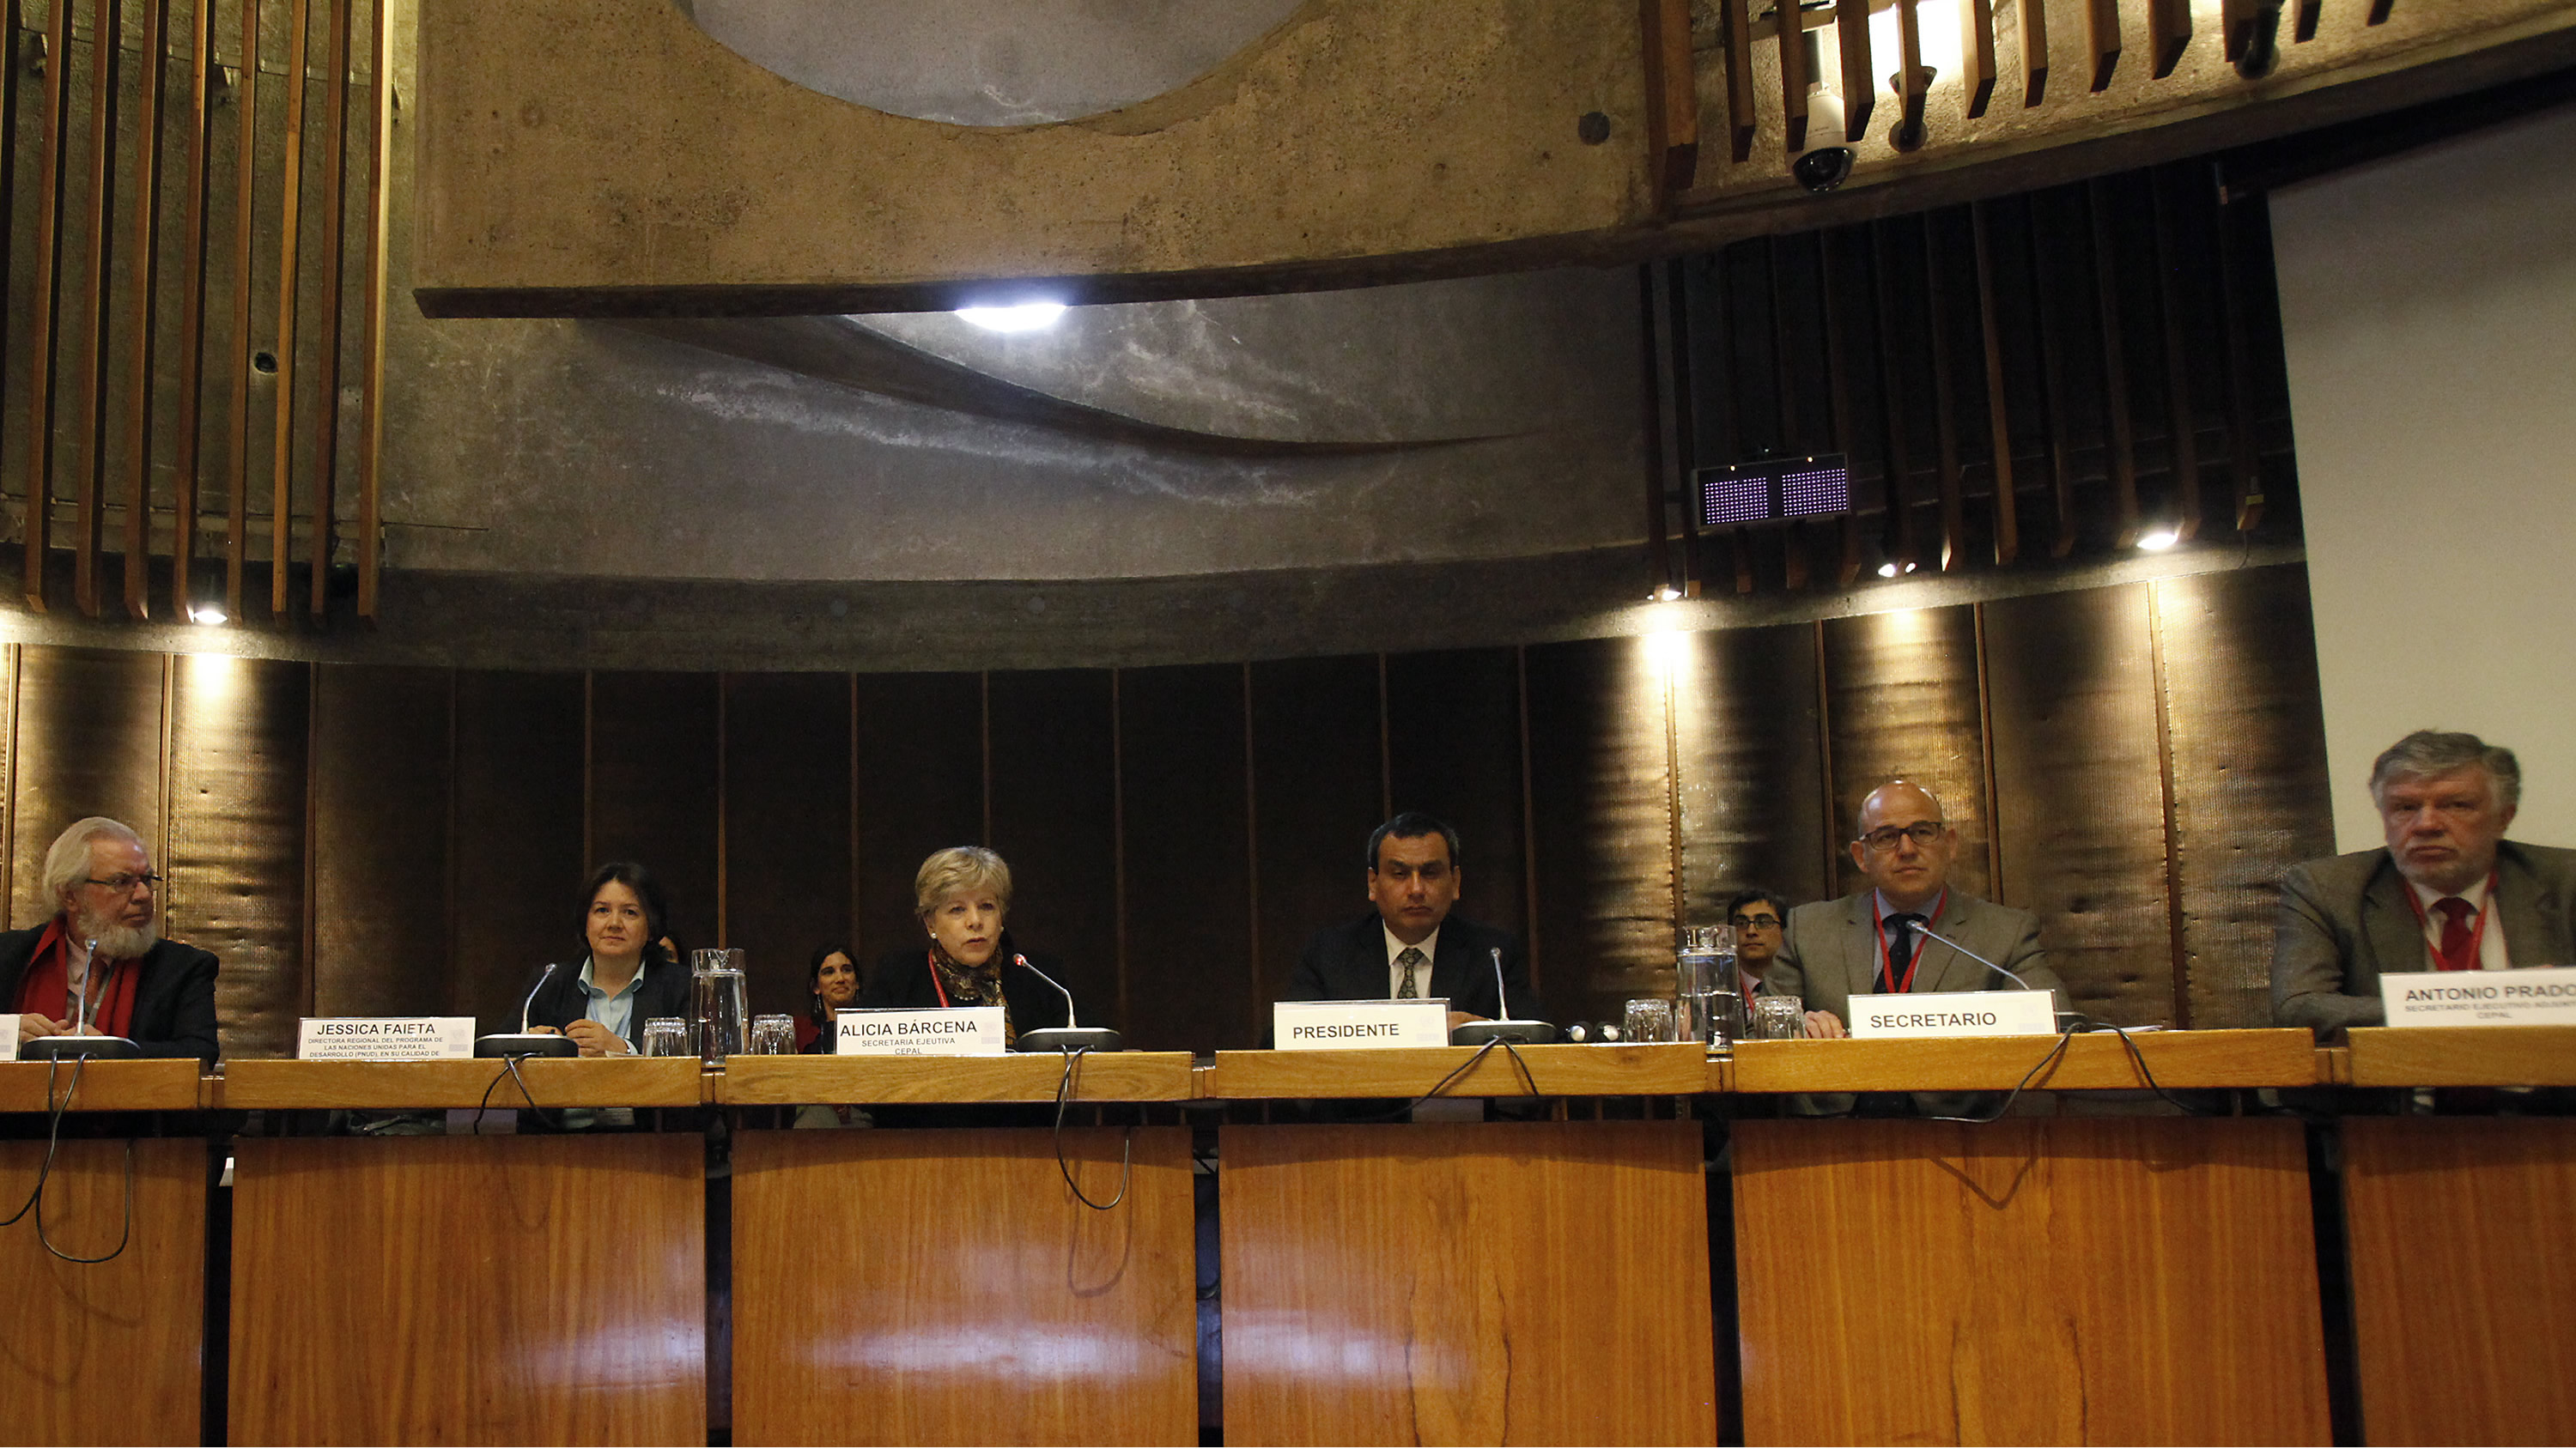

{"left": 914, "top": 846, "right": 1012, "bottom": 920}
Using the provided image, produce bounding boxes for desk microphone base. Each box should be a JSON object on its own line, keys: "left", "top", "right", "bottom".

{"left": 21, "top": 1035, "right": 141, "bottom": 1061}
{"left": 1016, "top": 1027, "right": 1124, "bottom": 1053}
{"left": 1449, "top": 1020, "right": 1558, "bottom": 1046}
{"left": 473, "top": 1034, "right": 580, "bottom": 1059}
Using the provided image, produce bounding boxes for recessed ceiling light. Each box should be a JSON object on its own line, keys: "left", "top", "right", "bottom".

{"left": 2137, "top": 529, "right": 2179, "bottom": 552}
{"left": 187, "top": 604, "right": 228, "bottom": 626}
{"left": 956, "top": 301, "right": 1066, "bottom": 332}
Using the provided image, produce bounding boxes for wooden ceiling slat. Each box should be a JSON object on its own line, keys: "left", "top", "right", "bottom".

{"left": 309, "top": 0, "right": 355, "bottom": 619}
{"left": 1970, "top": 202, "right": 2020, "bottom": 566}
{"left": 1720, "top": 0, "right": 1756, "bottom": 162}
{"left": 21, "top": 0, "right": 77, "bottom": 613}
{"left": 272, "top": 0, "right": 315, "bottom": 620}
{"left": 170, "top": 0, "right": 219, "bottom": 622}
{"left": 1961, "top": 0, "right": 2000, "bottom": 118}
{"left": 1835, "top": 0, "right": 1874, "bottom": 140}
{"left": 73, "top": 0, "right": 131, "bottom": 618}
{"left": 357, "top": 0, "right": 392, "bottom": 621}
{"left": 124, "top": 0, "right": 174, "bottom": 621}
{"left": 228, "top": 0, "right": 263, "bottom": 621}
{"left": 2088, "top": 0, "right": 2123, "bottom": 92}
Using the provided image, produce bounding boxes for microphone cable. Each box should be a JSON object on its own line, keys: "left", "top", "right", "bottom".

{"left": 1050, "top": 1046, "right": 1132, "bottom": 1211}
{"left": 0, "top": 1055, "right": 138, "bottom": 1264}
{"left": 1355, "top": 1035, "right": 1542, "bottom": 1123}
{"left": 472, "top": 1053, "right": 565, "bottom": 1133}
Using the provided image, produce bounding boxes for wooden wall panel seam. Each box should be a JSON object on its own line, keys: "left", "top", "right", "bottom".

{"left": 122, "top": 0, "right": 173, "bottom": 621}
{"left": 1241, "top": 661, "right": 1261, "bottom": 1043}
{"left": 301, "top": 661, "right": 320, "bottom": 1015}
{"left": 226, "top": 0, "right": 259, "bottom": 620}
{"left": 170, "top": 0, "right": 218, "bottom": 621}
{"left": 307, "top": 0, "right": 355, "bottom": 619}
{"left": 355, "top": 0, "right": 391, "bottom": 619}
{"left": 0, "top": 646, "right": 15, "bottom": 926}
{"left": 1111, "top": 668, "right": 1129, "bottom": 1043}
{"left": 272, "top": 0, "right": 314, "bottom": 618}
{"left": 2147, "top": 580, "right": 2193, "bottom": 1028}
{"left": 1974, "top": 600, "right": 2003, "bottom": 900}
{"left": 715, "top": 673, "right": 729, "bottom": 945}
{"left": 1639, "top": 264, "right": 1672, "bottom": 597}
{"left": 1518, "top": 644, "right": 1541, "bottom": 985}
{"left": 21, "top": 0, "right": 78, "bottom": 612}
{"left": 72, "top": 0, "right": 129, "bottom": 619}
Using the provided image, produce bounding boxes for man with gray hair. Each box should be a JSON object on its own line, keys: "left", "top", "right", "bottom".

{"left": 0, "top": 816, "right": 221, "bottom": 1062}
{"left": 2273, "top": 730, "right": 2576, "bottom": 1031}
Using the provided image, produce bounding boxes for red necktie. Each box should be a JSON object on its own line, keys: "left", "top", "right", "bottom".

{"left": 2433, "top": 897, "right": 2477, "bottom": 972}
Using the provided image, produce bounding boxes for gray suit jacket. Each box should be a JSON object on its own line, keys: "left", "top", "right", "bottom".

{"left": 2270, "top": 840, "right": 2576, "bottom": 1032}
{"left": 1765, "top": 888, "right": 2065, "bottom": 1028}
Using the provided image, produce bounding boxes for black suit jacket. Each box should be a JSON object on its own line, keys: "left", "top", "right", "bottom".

{"left": 855, "top": 937, "right": 1090, "bottom": 1043}
{"left": 520, "top": 954, "right": 692, "bottom": 1050}
{"left": 0, "top": 924, "right": 222, "bottom": 1063}
{"left": 1284, "top": 912, "right": 1532, "bottom": 1021}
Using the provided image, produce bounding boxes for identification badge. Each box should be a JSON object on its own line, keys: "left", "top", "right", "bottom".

{"left": 2380, "top": 966, "right": 2576, "bottom": 1027}
{"left": 296, "top": 1017, "right": 477, "bottom": 1061}
{"left": 1273, "top": 997, "right": 1451, "bottom": 1050}
{"left": 1847, "top": 990, "right": 2057, "bottom": 1039}
{"left": 836, "top": 1006, "right": 1008, "bottom": 1056}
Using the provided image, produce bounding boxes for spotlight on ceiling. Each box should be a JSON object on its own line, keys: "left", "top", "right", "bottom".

{"left": 1875, "top": 561, "right": 1917, "bottom": 579}
{"left": 1652, "top": 585, "right": 1681, "bottom": 602}
{"left": 2136, "top": 528, "right": 2180, "bottom": 552}
{"left": 187, "top": 604, "right": 228, "bottom": 627}
{"left": 956, "top": 301, "right": 1066, "bottom": 332}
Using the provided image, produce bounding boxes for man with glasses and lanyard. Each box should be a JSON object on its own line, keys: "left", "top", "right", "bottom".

{"left": 1764, "top": 781, "right": 2062, "bottom": 1043}
{"left": 2, "top": 816, "right": 221, "bottom": 1063}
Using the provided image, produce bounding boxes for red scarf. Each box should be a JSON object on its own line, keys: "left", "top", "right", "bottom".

{"left": 12, "top": 918, "right": 141, "bottom": 1039}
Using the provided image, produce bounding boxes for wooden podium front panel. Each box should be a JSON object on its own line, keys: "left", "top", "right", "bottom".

{"left": 228, "top": 1135, "right": 706, "bottom": 1445}
{"left": 731, "top": 1127, "right": 1196, "bottom": 1446}
{"left": 2343, "top": 1118, "right": 2576, "bottom": 1446}
{"left": 1733, "top": 1119, "right": 2328, "bottom": 1446}
{"left": 1220, "top": 1121, "right": 1716, "bottom": 1446}
{"left": 0, "top": 1139, "right": 206, "bottom": 1446}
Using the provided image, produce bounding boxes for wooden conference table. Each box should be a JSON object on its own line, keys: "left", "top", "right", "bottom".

{"left": 1, "top": 1028, "right": 2570, "bottom": 1446}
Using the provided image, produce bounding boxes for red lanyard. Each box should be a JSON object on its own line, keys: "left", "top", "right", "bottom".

{"left": 2399, "top": 870, "right": 2497, "bottom": 970}
{"left": 1872, "top": 890, "right": 1946, "bottom": 995}
{"left": 926, "top": 949, "right": 951, "bottom": 1008}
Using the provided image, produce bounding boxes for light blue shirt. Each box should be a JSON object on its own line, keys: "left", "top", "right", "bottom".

{"left": 575, "top": 955, "right": 645, "bottom": 1048}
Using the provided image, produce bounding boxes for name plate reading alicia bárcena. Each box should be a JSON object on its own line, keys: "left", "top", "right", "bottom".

{"left": 2379, "top": 966, "right": 2576, "bottom": 1027}
{"left": 297, "top": 1017, "right": 477, "bottom": 1061}
{"left": 1273, "top": 997, "right": 1451, "bottom": 1050}
{"left": 836, "top": 1006, "right": 1007, "bottom": 1057}
{"left": 1847, "top": 990, "right": 2057, "bottom": 1039}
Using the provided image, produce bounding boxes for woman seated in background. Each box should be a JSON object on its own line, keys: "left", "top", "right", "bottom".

{"left": 526, "top": 861, "right": 691, "bottom": 1055}
{"left": 797, "top": 943, "right": 859, "bottom": 1053}
{"left": 858, "top": 846, "right": 1085, "bottom": 1046}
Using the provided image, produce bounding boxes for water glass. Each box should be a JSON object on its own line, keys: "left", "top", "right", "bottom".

{"left": 749, "top": 1014, "right": 796, "bottom": 1055}
{"left": 1752, "top": 996, "right": 1807, "bottom": 1040}
{"left": 1623, "top": 997, "right": 1676, "bottom": 1044}
{"left": 640, "top": 1017, "right": 690, "bottom": 1058}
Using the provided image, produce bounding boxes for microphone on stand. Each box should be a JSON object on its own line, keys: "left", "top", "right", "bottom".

{"left": 1910, "top": 924, "right": 2079, "bottom": 1027}
{"left": 1449, "top": 946, "right": 1558, "bottom": 1046}
{"left": 1009, "top": 954, "right": 1123, "bottom": 1052}
{"left": 475, "top": 963, "right": 580, "bottom": 1058}
{"left": 25, "top": 938, "right": 142, "bottom": 1061}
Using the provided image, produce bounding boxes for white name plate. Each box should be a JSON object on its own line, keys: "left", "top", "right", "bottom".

{"left": 1848, "top": 990, "right": 2057, "bottom": 1039}
{"left": 1273, "top": 997, "right": 1451, "bottom": 1050}
{"left": 297, "top": 1017, "right": 477, "bottom": 1061}
{"left": 837, "top": 1006, "right": 1007, "bottom": 1057}
{"left": 1, "top": 1024, "right": 15, "bottom": 1061}
{"left": 2380, "top": 966, "right": 2576, "bottom": 1027}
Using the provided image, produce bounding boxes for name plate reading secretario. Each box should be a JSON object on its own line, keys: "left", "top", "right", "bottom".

{"left": 2380, "top": 966, "right": 2576, "bottom": 1027}
{"left": 1848, "top": 990, "right": 2057, "bottom": 1039}
{"left": 297, "top": 1017, "right": 477, "bottom": 1061}
{"left": 837, "top": 1006, "right": 1007, "bottom": 1057}
{"left": 1273, "top": 997, "right": 1450, "bottom": 1050}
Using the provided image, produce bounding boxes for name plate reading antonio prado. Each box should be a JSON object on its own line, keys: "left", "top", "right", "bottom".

{"left": 837, "top": 1006, "right": 1007, "bottom": 1057}
{"left": 297, "top": 1017, "right": 477, "bottom": 1061}
{"left": 1848, "top": 990, "right": 2057, "bottom": 1039}
{"left": 2380, "top": 966, "right": 2576, "bottom": 1027}
{"left": 1273, "top": 997, "right": 1451, "bottom": 1050}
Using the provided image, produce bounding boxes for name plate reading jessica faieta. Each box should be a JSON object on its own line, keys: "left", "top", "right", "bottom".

{"left": 837, "top": 1006, "right": 1007, "bottom": 1057}
{"left": 1273, "top": 997, "right": 1451, "bottom": 1050}
{"left": 2379, "top": 966, "right": 2576, "bottom": 1027}
{"left": 297, "top": 1017, "right": 477, "bottom": 1061}
{"left": 1848, "top": 990, "right": 2057, "bottom": 1039}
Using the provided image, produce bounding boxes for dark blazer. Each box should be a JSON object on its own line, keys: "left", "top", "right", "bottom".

{"left": 0, "top": 924, "right": 222, "bottom": 1064}
{"left": 521, "top": 953, "right": 692, "bottom": 1050}
{"left": 855, "top": 937, "right": 1091, "bottom": 1042}
{"left": 2272, "top": 840, "right": 2576, "bottom": 1032}
{"left": 1284, "top": 912, "right": 1533, "bottom": 1021}
{"left": 1765, "top": 888, "right": 2066, "bottom": 1028}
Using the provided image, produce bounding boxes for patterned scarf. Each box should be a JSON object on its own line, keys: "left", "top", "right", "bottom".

{"left": 929, "top": 937, "right": 1016, "bottom": 1046}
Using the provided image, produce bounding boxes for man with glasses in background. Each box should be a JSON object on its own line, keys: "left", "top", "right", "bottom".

{"left": 1724, "top": 887, "right": 1788, "bottom": 1007}
{"left": 1764, "top": 780, "right": 2062, "bottom": 1041}
{"left": 1, "top": 817, "right": 221, "bottom": 1063}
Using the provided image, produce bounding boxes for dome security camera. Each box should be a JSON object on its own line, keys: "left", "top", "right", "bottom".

{"left": 1788, "top": 87, "right": 1853, "bottom": 194}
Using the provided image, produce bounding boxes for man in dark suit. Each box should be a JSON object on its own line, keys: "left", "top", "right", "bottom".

{"left": 2274, "top": 731, "right": 2576, "bottom": 1032}
{"left": 1283, "top": 812, "right": 1530, "bottom": 1028}
{"left": 3, "top": 816, "right": 220, "bottom": 1063}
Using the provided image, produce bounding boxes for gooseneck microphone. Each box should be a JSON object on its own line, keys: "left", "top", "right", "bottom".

{"left": 1011, "top": 954, "right": 1123, "bottom": 1053}
{"left": 474, "top": 963, "right": 580, "bottom": 1058}
{"left": 1449, "top": 945, "right": 1558, "bottom": 1046}
{"left": 24, "top": 938, "right": 143, "bottom": 1061}
{"left": 1910, "top": 924, "right": 2077, "bottom": 1025}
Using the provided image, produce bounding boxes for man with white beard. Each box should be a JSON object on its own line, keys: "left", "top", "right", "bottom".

{"left": 1, "top": 817, "right": 220, "bottom": 1063}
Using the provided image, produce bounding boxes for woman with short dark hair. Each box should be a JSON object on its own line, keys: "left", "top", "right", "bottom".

{"left": 524, "top": 861, "right": 691, "bottom": 1057}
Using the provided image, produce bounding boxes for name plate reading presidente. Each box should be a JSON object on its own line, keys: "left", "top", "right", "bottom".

{"left": 1273, "top": 997, "right": 1451, "bottom": 1050}
{"left": 837, "top": 1006, "right": 1007, "bottom": 1057}
{"left": 297, "top": 1017, "right": 477, "bottom": 1061}
{"left": 2380, "top": 966, "right": 2576, "bottom": 1027}
{"left": 1848, "top": 990, "right": 2057, "bottom": 1039}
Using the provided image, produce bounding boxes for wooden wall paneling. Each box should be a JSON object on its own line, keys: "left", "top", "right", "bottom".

{"left": 6, "top": 646, "right": 167, "bottom": 929}
{"left": 1221, "top": 1122, "right": 1716, "bottom": 1446}
{"left": 1384, "top": 647, "right": 1530, "bottom": 962}
{"left": 2151, "top": 168, "right": 2204, "bottom": 540}
{"left": 311, "top": 664, "right": 450, "bottom": 1017}
{"left": 165, "top": 653, "right": 310, "bottom": 1058}
{"left": 986, "top": 670, "right": 1121, "bottom": 1032}
{"left": 1525, "top": 637, "right": 1674, "bottom": 1027}
{"left": 118, "top": 0, "right": 171, "bottom": 620}
{"left": 0, "top": 1138, "right": 207, "bottom": 1446}
{"left": 167, "top": 0, "right": 217, "bottom": 621}
{"left": 0, "top": 1, "right": 18, "bottom": 537}
{"left": 1869, "top": 221, "right": 1919, "bottom": 572}
{"left": 1672, "top": 624, "right": 1828, "bottom": 925}
{"left": 2150, "top": 563, "right": 2332, "bottom": 1028}
{"left": 355, "top": 0, "right": 392, "bottom": 619}
{"left": 1665, "top": 258, "right": 1703, "bottom": 593}
{"left": 2026, "top": 190, "right": 2081, "bottom": 557}
{"left": 269, "top": 0, "right": 311, "bottom": 618}
{"left": 850, "top": 670, "right": 982, "bottom": 971}
{"left": 224, "top": 0, "right": 259, "bottom": 616}
{"left": 1970, "top": 201, "right": 2021, "bottom": 565}
{"left": 723, "top": 671, "right": 853, "bottom": 1017}
{"left": 450, "top": 670, "right": 585, "bottom": 1033}
{"left": 588, "top": 671, "right": 720, "bottom": 953}
{"left": 228, "top": 1135, "right": 706, "bottom": 1445}
{"left": 1118, "top": 664, "right": 1252, "bottom": 1052}
{"left": 1733, "top": 1118, "right": 2330, "bottom": 1445}
{"left": 732, "top": 1128, "right": 1198, "bottom": 1446}
{"left": 2088, "top": 178, "right": 2142, "bottom": 546}
{"left": 1637, "top": 266, "right": 1672, "bottom": 596}
{"left": 1923, "top": 210, "right": 1966, "bottom": 572}
{"left": 0, "top": 647, "right": 14, "bottom": 914}
{"left": 1982, "top": 585, "right": 2177, "bottom": 1023}
{"left": 1817, "top": 228, "right": 1863, "bottom": 585}
{"left": 1819, "top": 607, "right": 1991, "bottom": 899}
{"left": 1246, "top": 655, "right": 1382, "bottom": 1016}
{"left": 19, "top": 0, "right": 76, "bottom": 610}
{"left": 70, "top": 0, "right": 127, "bottom": 618}
{"left": 2342, "top": 1119, "right": 2576, "bottom": 1446}
{"left": 305, "top": 0, "right": 355, "bottom": 618}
